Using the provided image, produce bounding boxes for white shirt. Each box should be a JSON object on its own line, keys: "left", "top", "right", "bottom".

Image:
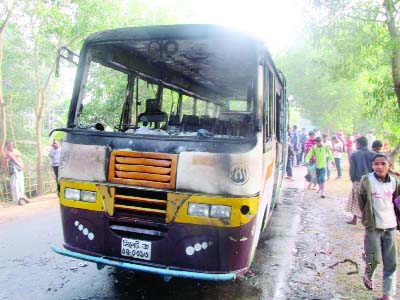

{"left": 332, "top": 141, "right": 343, "bottom": 158}
{"left": 368, "top": 173, "right": 397, "bottom": 229}
{"left": 323, "top": 140, "right": 332, "bottom": 149}
{"left": 366, "top": 134, "right": 375, "bottom": 150}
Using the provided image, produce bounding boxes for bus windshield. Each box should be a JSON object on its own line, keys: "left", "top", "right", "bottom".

{"left": 73, "top": 36, "right": 259, "bottom": 139}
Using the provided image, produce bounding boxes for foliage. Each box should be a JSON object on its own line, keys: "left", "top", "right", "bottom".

{"left": 0, "top": 0, "right": 181, "bottom": 190}
{"left": 276, "top": 45, "right": 365, "bottom": 135}
{"left": 277, "top": 0, "right": 400, "bottom": 147}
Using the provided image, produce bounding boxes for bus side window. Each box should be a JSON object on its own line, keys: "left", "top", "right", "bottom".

{"left": 275, "top": 93, "right": 281, "bottom": 141}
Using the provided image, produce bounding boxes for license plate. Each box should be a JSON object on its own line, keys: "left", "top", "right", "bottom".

{"left": 121, "top": 238, "right": 152, "bottom": 261}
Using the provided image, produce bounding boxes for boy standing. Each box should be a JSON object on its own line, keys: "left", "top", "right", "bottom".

{"left": 305, "top": 137, "right": 334, "bottom": 198}
{"left": 357, "top": 154, "right": 400, "bottom": 300}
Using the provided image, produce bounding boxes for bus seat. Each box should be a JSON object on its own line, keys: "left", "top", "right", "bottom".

{"left": 181, "top": 115, "right": 200, "bottom": 132}
{"left": 215, "top": 119, "right": 232, "bottom": 135}
{"left": 138, "top": 99, "right": 168, "bottom": 123}
{"left": 200, "top": 115, "right": 217, "bottom": 132}
{"left": 168, "top": 114, "right": 181, "bottom": 126}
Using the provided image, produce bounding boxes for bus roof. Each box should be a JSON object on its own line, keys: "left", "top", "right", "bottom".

{"left": 80, "top": 25, "right": 279, "bottom": 101}
{"left": 85, "top": 24, "right": 262, "bottom": 47}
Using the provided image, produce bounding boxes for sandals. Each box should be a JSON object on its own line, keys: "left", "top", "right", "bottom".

{"left": 363, "top": 275, "right": 374, "bottom": 290}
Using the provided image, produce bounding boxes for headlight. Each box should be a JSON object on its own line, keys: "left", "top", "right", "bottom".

{"left": 210, "top": 205, "right": 231, "bottom": 219}
{"left": 64, "top": 188, "right": 80, "bottom": 201}
{"left": 64, "top": 188, "right": 97, "bottom": 203}
{"left": 81, "top": 190, "right": 97, "bottom": 203}
{"left": 187, "top": 203, "right": 232, "bottom": 219}
{"left": 188, "top": 203, "right": 209, "bottom": 217}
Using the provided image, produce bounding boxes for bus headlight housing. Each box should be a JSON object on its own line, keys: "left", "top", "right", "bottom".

{"left": 64, "top": 188, "right": 80, "bottom": 201}
{"left": 81, "top": 190, "right": 97, "bottom": 203}
{"left": 64, "top": 188, "right": 97, "bottom": 203}
{"left": 188, "top": 203, "right": 231, "bottom": 219}
{"left": 188, "top": 203, "right": 209, "bottom": 217}
{"left": 210, "top": 205, "right": 231, "bottom": 219}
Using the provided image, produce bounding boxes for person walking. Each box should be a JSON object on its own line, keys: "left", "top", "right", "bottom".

{"left": 305, "top": 136, "right": 334, "bottom": 198}
{"left": 345, "top": 136, "right": 375, "bottom": 225}
{"left": 357, "top": 153, "right": 400, "bottom": 300}
{"left": 331, "top": 136, "right": 344, "bottom": 179}
{"left": 49, "top": 139, "right": 62, "bottom": 193}
{"left": 322, "top": 133, "right": 332, "bottom": 180}
{"left": 304, "top": 131, "right": 318, "bottom": 189}
{"left": 3, "top": 141, "right": 29, "bottom": 205}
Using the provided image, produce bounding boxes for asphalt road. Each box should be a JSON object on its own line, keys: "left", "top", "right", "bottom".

{"left": 0, "top": 180, "right": 303, "bottom": 300}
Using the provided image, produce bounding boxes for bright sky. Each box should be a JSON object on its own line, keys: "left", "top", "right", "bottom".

{"left": 175, "top": 0, "right": 307, "bottom": 53}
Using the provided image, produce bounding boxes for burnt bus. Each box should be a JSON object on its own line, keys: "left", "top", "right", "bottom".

{"left": 51, "top": 24, "right": 288, "bottom": 281}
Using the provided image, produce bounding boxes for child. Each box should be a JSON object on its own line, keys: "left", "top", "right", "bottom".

{"left": 305, "top": 136, "right": 334, "bottom": 198}
{"left": 357, "top": 153, "right": 400, "bottom": 300}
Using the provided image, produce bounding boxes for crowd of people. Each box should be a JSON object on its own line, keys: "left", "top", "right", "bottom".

{"left": 286, "top": 126, "right": 400, "bottom": 300}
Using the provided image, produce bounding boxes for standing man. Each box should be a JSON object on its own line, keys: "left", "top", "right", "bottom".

{"left": 322, "top": 133, "right": 332, "bottom": 180}
{"left": 299, "top": 128, "right": 307, "bottom": 164}
{"left": 331, "top": 136, "right": 344, "bottom": 179}
{"left": 285, "top": 142, "right": 294, "bottom": 181}
{"left": 289, "top": 125, "right": 300, "bottom": 166}
{"left": 357, "top": 153, "right": 400, "bottom": 300}
{"left": 49, "top": 139, "right": 61, "bottom": 192}
{"left": 346, "top": 133, "right": 354, "bottom": 164}
{"left": 366, "top": 130, "right": 375, "bottom": 150}
{"left": 305, "top": 136, "right": 334, "bottom": 198}
{"left": 3, "top": 141, "right": 29, "bottom": 205}
{"left": 345, "top": 136, "right": 375, "bottom": 225}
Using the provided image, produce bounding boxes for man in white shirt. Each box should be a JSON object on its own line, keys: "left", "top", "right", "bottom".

{"left": 331, "top": 136, "right": 343, "bottom": 179}
{"left": 357, "top": 154, "right": 400, "bottom": 300}
{"left": 366, "top": 130, "right": 376, "bottom": 150}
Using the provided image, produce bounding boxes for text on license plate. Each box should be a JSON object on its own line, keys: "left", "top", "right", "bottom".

{"left": 121, "top": 238, "right": 152, "bottom": 261}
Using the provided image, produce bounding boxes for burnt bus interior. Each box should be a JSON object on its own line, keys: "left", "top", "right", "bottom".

{"left": 71, "top": 30, "right": 265, "bottom": 140}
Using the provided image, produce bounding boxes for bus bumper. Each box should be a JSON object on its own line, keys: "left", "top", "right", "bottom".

{"left": 51, "top": 244, "right": 236, "bottom": 281}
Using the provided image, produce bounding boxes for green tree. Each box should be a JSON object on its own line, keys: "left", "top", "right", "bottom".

{"left": 276, "top": 45, "right": 364, "bottom": 135}
{"left": 0, "top": 0, "right": 16, "bottom": 160}
{"left": 1, "top": 0, "right": 180, "bottom": 194}
{"left": 305, "top": 0, "right": 400, "bottom": 145}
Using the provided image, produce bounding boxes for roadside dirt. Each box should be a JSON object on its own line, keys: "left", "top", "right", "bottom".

{"left": 0, "top": 194, "right": 57, "bottom": 224}
{"left": 285, "top": 163, "right": 400, "bottom": 300}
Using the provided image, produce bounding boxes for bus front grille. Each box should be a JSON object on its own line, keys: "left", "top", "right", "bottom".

{"left": 108, "top": 151, "right": 178, "bottom": 190}
{"left": 113, "top": 187, "right": 168, "bottom": 221}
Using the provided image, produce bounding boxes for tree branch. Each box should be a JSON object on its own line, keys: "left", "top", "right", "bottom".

{"left": 0, "top": 0, "right": 17, "bottom": 34}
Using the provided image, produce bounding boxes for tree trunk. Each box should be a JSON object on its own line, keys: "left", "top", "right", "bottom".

{"left": 0, "top": 0, "right": 16, "bottom": 163}
{"left": 8, "top": 95, "right": 16, "bottom": 143}
{"left": 383, "top": 0, "right": 400, "bottom": 108}
{"left": 36, "top": 89, "right": 44, "bottom": 195}
{"left": 0, "top": 34, "right": 5, "bottom": 159}
{"left": 389, "top": 138, "right": 400, "bottom": 170}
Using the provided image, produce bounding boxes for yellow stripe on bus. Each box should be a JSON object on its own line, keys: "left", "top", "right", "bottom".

{"left": 169, "top": 194, "right": 259, "bottom": 227}
{"left": 59, "top": 181, "right": 104, "bottom": 211}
